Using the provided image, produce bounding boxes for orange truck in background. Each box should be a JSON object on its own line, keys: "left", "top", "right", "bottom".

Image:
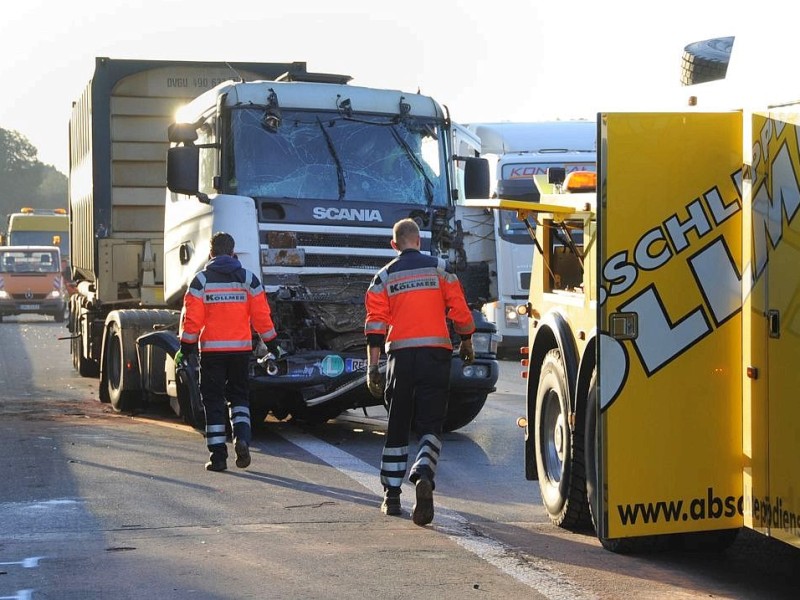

{"left": 0, "top": 246, "right": 67, "bottom": 323}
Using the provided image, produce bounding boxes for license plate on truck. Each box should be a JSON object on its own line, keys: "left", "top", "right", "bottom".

{"left": 346, "top": 358, "right": 367, "bottom": 373}
{"left": 20, "top": 304, "right": 40, "bottom": 310}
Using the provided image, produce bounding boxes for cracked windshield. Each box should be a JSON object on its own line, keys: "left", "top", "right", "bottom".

{"left": 229, "top": 108, "right": 445, "bottom": 205}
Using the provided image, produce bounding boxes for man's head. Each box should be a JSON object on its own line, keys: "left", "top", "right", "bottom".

{"left": 210, "top": 232, "right": 235, "bottom": 257}
{"left": 391, "top": 218, "right": 421, "bottom": 252}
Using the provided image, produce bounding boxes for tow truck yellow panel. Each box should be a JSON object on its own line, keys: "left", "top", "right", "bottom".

{"left": 745, "top": 110, "right": 800, "bottom": 548}
{"left": 598, "top": 112, "right": 744, "bottom": 538}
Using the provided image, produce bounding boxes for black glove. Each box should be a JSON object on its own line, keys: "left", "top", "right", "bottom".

{"left": 459, "top": 338, "right": 475, "bottom": 365}
{"left": 367, "top": 364, "right": 385, "bottom": 399}
{"left": 265, "top": 339, "right": 286, "bottom": 359}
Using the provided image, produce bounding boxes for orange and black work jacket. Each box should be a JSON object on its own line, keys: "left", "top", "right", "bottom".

{"left": 180, "top": 255, "right": 276, "bottom": 353}
{"left": 365, "top": 249, "right": 475, "bottom": 352}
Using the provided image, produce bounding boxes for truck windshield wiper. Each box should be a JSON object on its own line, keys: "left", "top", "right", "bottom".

{"left": 316, "top": 117, "right": 346, "bottom": 200}
{"left": 390, "top": 125, "right": 434, "bottom": 205}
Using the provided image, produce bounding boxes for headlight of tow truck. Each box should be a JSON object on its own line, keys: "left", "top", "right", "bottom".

{"left": 48, "top": 289, "right": 63, "bottom": 299}
{"left": 470, "top": 332, "right": 498, "bottom": 354}
{"left": 0, "top": 290, "right": 9, "bottom": 299}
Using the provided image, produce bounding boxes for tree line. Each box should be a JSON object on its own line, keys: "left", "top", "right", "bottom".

{"left": 0, "top": 127, "right": 67, "bottom": 230}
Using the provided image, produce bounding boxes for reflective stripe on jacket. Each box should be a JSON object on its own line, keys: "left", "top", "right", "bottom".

{"left": 180, "top": 255, "right": 276, "bottom": 353}
{"left": 365, "top": 249, "right": 475, "bottom": 352}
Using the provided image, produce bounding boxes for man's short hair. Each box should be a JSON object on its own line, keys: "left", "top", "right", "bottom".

{"left": 393, "top": 218, "right": 420, "bottom": 248}
{"left": 210, "top": 232, "right": 235, "bottom": 257}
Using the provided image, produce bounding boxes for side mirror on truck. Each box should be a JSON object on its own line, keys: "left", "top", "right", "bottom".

{"left": 464, "top": 157, "right": 490, "bottom": 199}
{"left": 167, "top": 145, "right": 201, "bottom": 197}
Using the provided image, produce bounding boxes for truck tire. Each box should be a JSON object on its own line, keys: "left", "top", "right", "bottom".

{"left": 534, "top": 349, "right": 591, "bottom": 530}
{"left": 70, "top": 297, "right": 99, "bottom": 378}
{"left": 105, "top": 320, "right": 142, "bottom": 413}
{"left": 75, "top": 327, "right": 99, "bottom": 378}
{"left": 680, "top": 36, "right": 733, "bottom": 86}
{"left": 585, "top": 369, "right": 600, "bottom": 532}
{"left": 443, "top": 392, "right": 487, "bottom": 432}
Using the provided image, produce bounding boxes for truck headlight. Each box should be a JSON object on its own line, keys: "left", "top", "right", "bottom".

{"left": 463, "top": 364, "right": 490, "bottom": 378}
{"left": 471, "top": 332, "right": 498, "bottom": 354}
{"left": 504, "top": 303, "right": 522, "bottom": 328}
{"left": 0, "top": 290, "right": 8, "bottom": 299}
{"left": 48, "top": 289, "right": 64, "bottom": 299}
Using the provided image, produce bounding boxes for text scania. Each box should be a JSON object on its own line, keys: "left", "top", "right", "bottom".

{"left": 312, "top": 207, "right": 383, "bottom": 222}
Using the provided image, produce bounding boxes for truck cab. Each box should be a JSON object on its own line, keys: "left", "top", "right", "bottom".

{"left": 160, "top": 76, "right": 499, "bottom": 430}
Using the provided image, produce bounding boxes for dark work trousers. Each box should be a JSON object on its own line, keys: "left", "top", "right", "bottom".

{"left": 380, "top": 346, "right": 450, "bottom": 492}
{"left": 199, "top": 351, "right": 252, "bottom": 456}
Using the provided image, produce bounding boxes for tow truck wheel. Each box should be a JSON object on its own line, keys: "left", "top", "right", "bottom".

{"left": 534, "top": 349, "right": 591, "bottom": 531}
{"left": 585, "top": 369, "right": 600, "bottom": 531}
{"left": 105, "top": 321, "right": 141, "bottom": 413}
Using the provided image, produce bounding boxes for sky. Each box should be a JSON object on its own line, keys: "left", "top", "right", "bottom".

{"left": 0, "top": 0, "right": 748, "bottom": 175}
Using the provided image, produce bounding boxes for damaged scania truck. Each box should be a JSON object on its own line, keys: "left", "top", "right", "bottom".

{"left": 67, "top": 57, "right": 498, "bottom": 431}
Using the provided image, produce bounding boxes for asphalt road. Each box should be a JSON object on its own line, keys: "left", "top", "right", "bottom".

{"left": 1, "top": 314, "right": 799, "bottom": 599}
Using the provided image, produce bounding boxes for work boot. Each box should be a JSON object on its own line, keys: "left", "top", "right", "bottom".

{"left": 234, "top": 438, "right": 251, "bottom": 469}
{"left": 412, "top": 476, "right": 434, "bottom": 526}
{"left": 381, "top": 489, "right": 402, "bottom": 516}
{"left": 205, "top": 450, "right": 227, "bottom": 472}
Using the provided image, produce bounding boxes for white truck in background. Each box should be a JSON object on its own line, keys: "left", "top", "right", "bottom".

{"left": 459, "top": 121, "right": 596, "bottom": 355}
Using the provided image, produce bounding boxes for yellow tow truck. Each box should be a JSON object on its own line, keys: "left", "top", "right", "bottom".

{"left": 466, "top": 107, "right": 800, "bottom": 552}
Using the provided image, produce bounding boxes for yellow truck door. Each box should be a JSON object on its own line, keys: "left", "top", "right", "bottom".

{"left": 744, "top": 111, "right": 800, "bottom": 548}
{"left": 598, "top": 112, "right": 744, "bottom": 540}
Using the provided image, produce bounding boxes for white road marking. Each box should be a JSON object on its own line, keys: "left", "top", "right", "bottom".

{"left": 0, "top": 591, "right": 33, "bottom": 600}
{"left": 0, "top": 557, "right": 45, "bottom": 568}
{"left": 276, "top": 429, "right": 594, "bottom": 600}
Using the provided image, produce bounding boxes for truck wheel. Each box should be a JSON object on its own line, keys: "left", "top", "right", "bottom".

{"left": 105, "top": 321, "right": 141, "bottom": 413}
{"left": 585, "top": 368, "right": 599, "bottom": 531}
{"left": 680, "top": 36, "right": 733, "bottom": 86}
{"left": 534, "top": 349, "right": 591, "bottom": 531}
{"left": 71, "top": 300, "right": 99, "bottom": 377}
{"left": 77, "top": 339, "right": 100, "bottom": 378}
{"left": 443, "top": 392, "right": 487, "bottom": 432}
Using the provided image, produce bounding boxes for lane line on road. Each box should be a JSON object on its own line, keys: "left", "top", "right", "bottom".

{"left": 276, "top": 428, "right": 594, "bottom": 600}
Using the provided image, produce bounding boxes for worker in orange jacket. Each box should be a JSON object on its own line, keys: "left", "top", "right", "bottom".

{"left": 365, "top": 218, "right": 475, "bottom": 525}
{"left": 178, "top": 232, "right": 277, "bottom": 472}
